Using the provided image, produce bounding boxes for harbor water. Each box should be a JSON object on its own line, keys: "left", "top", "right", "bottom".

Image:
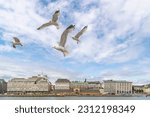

{"left": 0, "top": 96, "right": 150, "bottom": 100}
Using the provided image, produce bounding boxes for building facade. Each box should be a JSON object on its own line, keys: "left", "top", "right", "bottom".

{"left": 133, "top": 85, "right": 144, "bottom": 93}
{"left": 70, "top": 80, "right": 103, "bottom": 95}
{"left": 143, "top": 84, "right": 150, "bottom": 94}
{"left": 71, "top": 81, "right": 88, "bottom": 91}
{"left": 104, "top": 80, "right": 132, "bottom": 95}
{"left": 87, "top": 81, "right": 102, "bottom": 90}
{"left": 55, "top": 79, "right": 71, "bottom": 91}
{"left": 7, "top": 75, "right": 52, "bottom": 94}
{"left": 143, "top": 88, "right": 150, "bottom": 94}
{"left": 0, "top": 79, "right": 7, "bottom": 94}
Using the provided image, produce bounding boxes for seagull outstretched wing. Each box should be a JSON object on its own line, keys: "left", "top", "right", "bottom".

{"left": 74, "top": 26, "right": 88, "bottom": 39}
{"left": 37, "top": 22, "right": 52, "bottom": 30}
{"left": 13, "top": 37, "right": 20, "bottom": 43}
{"left": 59, "top": 25, "right": 75, "bottom": 47}
{"left": 37, "top": 10, "right": 60, "bottom": 30}
{"left": 52, "top": 10, "right": 60, "bottom": 22}
{"left": 59, "top": 30, "right": 68, "bottom": 47}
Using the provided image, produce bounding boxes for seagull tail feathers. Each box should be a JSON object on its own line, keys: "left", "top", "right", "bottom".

{"left": 72, "top": 37, "right": 80, "bottom": 44}
{"left": 63, "top": 50, "right": 69, "bottom": 57}
{"left": 72, "top": 37, "right": 77, "bottom": 40}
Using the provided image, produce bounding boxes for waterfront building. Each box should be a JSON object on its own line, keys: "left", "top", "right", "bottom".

{"left": 133, "top": 85, "right": 144, "bottom": 93}
{"left": 87, "top": 81, "right": 102, "bottom": 90}
{"left": 71, "top": 81, "right": 102, "bottom": 91}
{"left": 7, "top": 75, "right": 52, "bottom": 94}
{"left": 71, "top": 80, "right": 103, "bottom": 95}
{"left": 0, "top": 79, "right": 7, "bottom": 94}
{"left": 71, "top": 81, "right": 88, "bottom": 92}
{"left": 143, "top": 88, "right": 150, "bottom": 94}
{"left": 55, "top": 79, "right": 71, "bottom": 91}
{"left": 104, "top": 80, "right": 132, "bottom": 95}
{"left": 143, "top": 84, "right": 150, "bottom": 94}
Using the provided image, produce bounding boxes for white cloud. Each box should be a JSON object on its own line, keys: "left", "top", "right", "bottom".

{"left": 0, "top": 56, "right": 82, "bottom": 82}
{"left": 0, "top": 0, "right": 62, "bottom": 48}
{"left": 81, "top": 0, "right": 98, "bottom": 7}
{"left": 69, "top": 0, "right": 150, "bottom": 63}
{"left": 0, "top": 45, "right": 14, "bottom": 52}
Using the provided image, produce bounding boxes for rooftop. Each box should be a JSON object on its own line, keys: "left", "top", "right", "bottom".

{"left": 10, "top": 78, "right": 26, "bottom": 81}
{"left": 87, "top": 81, "right": 101, "bottom": 84}
{"left": 9, "top": 75, "right": 49, "bottom": 82}
{"left": 55, "top": 79, "right": 70, "bottom": 83}
{"left": 133, "top": 85, "right": 144, "bottom": 88}
{"left": 103, "top": 80, "right": 132, "bottom": 83}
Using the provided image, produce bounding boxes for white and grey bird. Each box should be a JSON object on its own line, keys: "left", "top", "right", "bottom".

{"left": 53, "top": 24, "right": 75, "bottom": 56}
{"left": 72, "top": 26, "right": 88, "bottom": 44}
{"left": 37, "top": 10, "right": 60, "bottom": 30}
{"left": 12, "top": 37, "right": 23, "bottom": 48}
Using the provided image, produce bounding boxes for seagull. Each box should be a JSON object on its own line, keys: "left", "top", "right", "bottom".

{"left": 72, "top": 26, "right": 88, "bottom": 44}
{"left": 37, "top": 10, "right": 60, "bottom": 30}
{"left": 53, "top": 24, "right": 75, "bottom": 56}
{"left": 12, "top": 37, "right": 23, "bottom": 48}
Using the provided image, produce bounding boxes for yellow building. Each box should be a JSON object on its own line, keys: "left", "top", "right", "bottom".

{"left": 143, "top": 88, "right": 150, "bottom": 94}
{"left": 143, "top": 84, "right": 150, "bottom": 94}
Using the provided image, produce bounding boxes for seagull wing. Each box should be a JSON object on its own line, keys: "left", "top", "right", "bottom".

{"left": 13, "top": 37, "right": 20, "bottom": 43}
{"left": 37, "top": 22, "right": 51, "bottom": 30}
{"left": 75, "top": 26, "right": 87, "bottom": 38}
{"left": 59, "top": 25, "right": 75, "bottom": 47}
{"left": 59, "top": 30, "right": 69, "bottom": 47}
{"left": 52, "top": 10, "right": 60, "bottom": 22}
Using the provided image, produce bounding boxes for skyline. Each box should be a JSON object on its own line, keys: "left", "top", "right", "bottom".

{"left": 0, "top": 0, "right": 150, "bottom": 84}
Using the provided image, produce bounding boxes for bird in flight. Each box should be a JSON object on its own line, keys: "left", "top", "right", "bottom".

{"left": 72, "top": 26, "right": 88, "bottom": 44}
{"left": 37, "top": 10, "right": 60, "bottom": 30}
{"left": 53, "top": 24, "right": 75, "bottom": 56}
{"left": 12, "top": 37, "right": 23, "bottom": 48}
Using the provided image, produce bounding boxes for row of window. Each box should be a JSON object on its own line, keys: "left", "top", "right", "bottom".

{"left": 117, "top": 90, "right": 132, "bottom": 94}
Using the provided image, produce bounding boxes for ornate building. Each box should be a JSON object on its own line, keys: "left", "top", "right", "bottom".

{"left": 7, "top": 75, "right": 52, "bottom": 94}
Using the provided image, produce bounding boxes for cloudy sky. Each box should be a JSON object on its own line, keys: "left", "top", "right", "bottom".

{"left": 0, "top": 0, "right": 150, "bottom": 84}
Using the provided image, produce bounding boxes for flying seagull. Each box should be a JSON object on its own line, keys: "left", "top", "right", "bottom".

{"left": 53, "top": 24, "right": 75, "bottom": 56}
{"left": 12, "top": 37, "right": 23, "bottom": 48}
{"left": 72, "top": 26, "right": 88, "bottom": 44}
{"left": 37, "top": 10, "right": 60, "bottom": 30}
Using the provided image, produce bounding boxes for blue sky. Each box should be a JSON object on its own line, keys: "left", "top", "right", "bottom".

{"left": 0, "top": 0, "right": 150, "bottom": 84}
